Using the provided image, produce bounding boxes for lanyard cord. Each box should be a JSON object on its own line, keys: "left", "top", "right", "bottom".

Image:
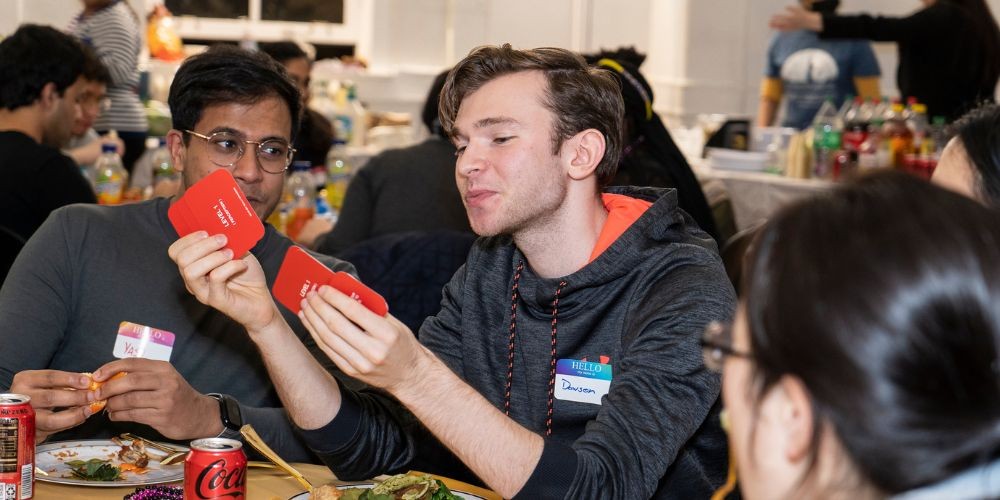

{"left": 504, "top": 260, "right": 568, "bottom": 436}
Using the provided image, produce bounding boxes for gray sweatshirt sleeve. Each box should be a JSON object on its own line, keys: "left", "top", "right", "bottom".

{"left": 518, "top": 252, "right": 735, "bottom": 499}
{"left": 295, "top": 263, "right": 469, "bottom": 478}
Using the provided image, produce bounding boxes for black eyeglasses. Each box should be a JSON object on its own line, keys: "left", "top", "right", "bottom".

{"left": 700, "top": 321, "right": 752, "bottom": 373}
{"left": 184, "top": 129, "right": 296, "bottom": 174}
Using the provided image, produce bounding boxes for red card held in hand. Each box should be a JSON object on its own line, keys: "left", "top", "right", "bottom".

{"left": 273, "top": 246, "right": 389, "bottom": 317}
{"left": 168, "top": 169, "right": 264, "bottom": 257}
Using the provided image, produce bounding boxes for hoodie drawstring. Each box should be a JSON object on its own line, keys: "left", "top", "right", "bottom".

{"left": 504, "top": 260, "right": 567, "bottom": 436}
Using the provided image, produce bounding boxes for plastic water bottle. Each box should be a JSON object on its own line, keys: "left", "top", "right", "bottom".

{"left": 811, "top": 97, "right": 843, "bottom": 179}
{"left": 325, "top": 140, "right": 354, "bottom": 211}
{"left": 93, "top": 143, "right": 129, "bottom": 205}
{"left": 151, "top": 137, "right": 178, "bottom": 188}
{"left": 284, "top": 161, "right": 316, "bottom": 240}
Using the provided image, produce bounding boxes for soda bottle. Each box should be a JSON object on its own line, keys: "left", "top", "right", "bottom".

{"left": 842, "top": 97, "right": 868, "bottom": 153}
{"left": 284, "top": 161, "right": 315, "bottom": 240}
{"left": 93, "top": 143, "right": 129, "bottom": 205}
{"left": 151, "top": 137, "right": 179, "bottom": 189}
{"left": 812, "top": 97, "right": 843, "bottom": 179}
{"left": 881, "top": 101, "right": 913, "bottom": 168}
{"left": 325, "top": 139, "right": 355, "bottom": 210}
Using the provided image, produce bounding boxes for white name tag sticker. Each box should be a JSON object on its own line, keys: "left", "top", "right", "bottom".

{"left": 554, "top": 359, "right": 612, "bottom": 405}
{"left": 112, "top": 321, "right": 176, "bottom": 362}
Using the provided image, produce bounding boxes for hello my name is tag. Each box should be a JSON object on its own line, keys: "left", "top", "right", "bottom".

{"left": 554, "top": 359, "right": 612, "bottom": 405}
{"left": 112, "top": 321, "right": 176, "bottom": 362}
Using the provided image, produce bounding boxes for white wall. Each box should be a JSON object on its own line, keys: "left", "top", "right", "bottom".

{"left": 6, "top": 0, "right": 1000, "bottom": 125}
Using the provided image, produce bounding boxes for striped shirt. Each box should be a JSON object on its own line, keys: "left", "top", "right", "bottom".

{"left": 69, "top": 1, "right": 147, "bottom": 133}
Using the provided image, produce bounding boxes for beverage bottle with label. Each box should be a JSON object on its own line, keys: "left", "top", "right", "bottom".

{"left": 345, "top": 82, "right": 368, "bottom": 147}
{"left": 842, "top": 97, "right": 869, "bottom": 153}
{"left": 881, "top": 101, "right": 913, "bottom": 168}
{"left": 812, "top": 97, "right": 843, "bottom": 179}
{"left": 93, "top": 143, "right": 129, "bottom": 205}
{"left": 325, "top": 139, "right": 355, "bottom": 211}
{"left": 151, "top": 137, "right": 179, "bottom": 189}
{"left": 284, "top": 161, "right": 315, "bottom": 240}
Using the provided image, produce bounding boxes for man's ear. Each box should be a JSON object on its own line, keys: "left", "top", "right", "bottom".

{"left": 166, "top": 129, "right": 187, "bottom": 173}
{"left": 778, "top": 375, "right": 816, "bottom": 463}
{"left": 38, "top": 82, "right": 60, "bottom": 111}
{"left": 564, "top": 128, "right": 606, "bottom": 181}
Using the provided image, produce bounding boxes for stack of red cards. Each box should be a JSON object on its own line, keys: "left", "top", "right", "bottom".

{"left": 273, "top": 246, "right": 388, "bottom": 316}
{"left": 168, "top": 169, "right": 264, "bottom": 257}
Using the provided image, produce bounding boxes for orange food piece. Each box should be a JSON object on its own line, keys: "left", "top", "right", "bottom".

{"left": 83, "top": 372, "right": 127, "bottom": 414}
{"left": 119, "top": 463, "right": 149, "bottom": 474}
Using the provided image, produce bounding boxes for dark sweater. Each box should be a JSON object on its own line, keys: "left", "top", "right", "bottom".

{"left": 300, "top": 186, "right": 736, "bottom": 499}
{"left": 821, "top": 3, "right": 999, "bottom": 121}
{"left": 316, "top": 137, "right": 471, "bottom": 256}
{"left": 0, "top": 198, "right": 354, "bottom": 461}
{"left": 0, "top": 131, "right": 96, "bottom": 241}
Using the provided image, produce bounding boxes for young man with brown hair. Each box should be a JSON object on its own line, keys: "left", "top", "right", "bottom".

{"left": 172, "top": 44, "right": 735, "bottom": 498}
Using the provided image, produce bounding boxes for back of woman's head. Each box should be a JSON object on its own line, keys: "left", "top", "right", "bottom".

{"left": 950, "top": 103, "right": 1000, "bottom": 206}
{"left": 744, "top": 170, "right": 1000, "bottom": 494}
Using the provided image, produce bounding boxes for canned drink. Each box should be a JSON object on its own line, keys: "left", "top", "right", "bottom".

{"left": 0, "top": 394, "right": 34, "bottom": 500}
{"left": 184, "top": 438, "right": 246, "bottom": 499}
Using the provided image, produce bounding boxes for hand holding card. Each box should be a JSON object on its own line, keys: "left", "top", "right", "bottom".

{"left": 168, "top": 169, "right": 264, "bottom": 257}
{"left": 273, "top": 246, "right": 388, "bottom": 316}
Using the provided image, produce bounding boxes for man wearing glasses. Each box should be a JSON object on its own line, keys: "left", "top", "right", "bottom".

{"left": 0, "top": 45, "right": 353, "bottom": 462}
{"left": 65, "top": 45, "right": 125, "bottom": 173}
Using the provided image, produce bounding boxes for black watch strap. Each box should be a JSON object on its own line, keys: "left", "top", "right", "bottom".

{"left": 208, "top": 393, "right": 243, "bottom": 432}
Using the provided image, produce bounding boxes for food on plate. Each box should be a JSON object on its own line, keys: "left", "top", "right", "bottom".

{"left": 65, "top": 458, "right": 122, "bottom": 481}
{"left": 312, "top": 474, "right": 461, "bottom": 500}
{"left": 83, "top": 371, "right": 127, "bottom": 413}
{"left": 111, "top": 436, "right": 151, "bottom": 468}
{"left": 123, "top": 485, "right": 183, "bottom": 500}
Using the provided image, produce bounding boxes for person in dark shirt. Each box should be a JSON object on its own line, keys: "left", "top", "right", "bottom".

{"left": 0, "top": 25, "right": 96, "bottom": 250}
{"left": 771, "top": 0, "right": 1000, "bottom": 122}
{"left": 259, "top": 41, "right": 334, "bottom": 169}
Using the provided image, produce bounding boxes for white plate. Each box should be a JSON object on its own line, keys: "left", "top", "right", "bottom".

{"left": 289, "top": 482, "right": 487, "bottom": 499}
{"left": 35, "top": 439, "right": 186, "bottom": 487}
{"left": 706, "top": 148, "right": 772, "bottom": 172}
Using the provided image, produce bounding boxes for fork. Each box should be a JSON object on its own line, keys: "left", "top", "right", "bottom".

{"left": 119, "top": 433, "right": 188, "bottom": 466}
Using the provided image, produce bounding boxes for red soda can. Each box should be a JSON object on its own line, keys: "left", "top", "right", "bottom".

{"left": 0, "top": 394, "right": 35, "bottom": 500}
{"left": 184, "top": 438, "right": 246, "bottom": 499}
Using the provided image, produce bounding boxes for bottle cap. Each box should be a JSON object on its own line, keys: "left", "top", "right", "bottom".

{"left": 101, "top": 143, "right": 117, "bottom": 153}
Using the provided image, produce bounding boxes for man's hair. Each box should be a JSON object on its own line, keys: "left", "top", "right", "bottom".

{"left": 168, "top": 44, "right": 302, "bottom": 142}
{"left": 80, "top": 44, "right": 111, "bottom": 85}
{"left": 258, "top": 41, "right": 309, "bottom": 65}
{"left": 0, "top": 24, "right": 85, "bottom": 111}
{"left": 439, "top": 44, "right": 624, "bottom": 186}
{"left": 421, "top": 70, "right": 451, "bottom": 138}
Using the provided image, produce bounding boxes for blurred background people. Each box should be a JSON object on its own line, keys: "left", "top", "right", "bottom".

{"left": 259, "top": 41, "right": 335, "bottom": 168}
{"left": 770, "top": 0, "right": 1000, "bottom": 122}
{"left": 931, "top": 103, "right": 1000, "bottom": 206}
{"left": 0, "top": 24, "right": 96, "bottom": 284}
{"left": 301, "top": 70, "right": 472, "bottom": 255}
{"left": 759, "top": 0, "right": 881, "bottom": 130}
{"left": 585, "top": 48, "right": 721, "bottom": 244}
{"left": 65, "top": 45, "right": 125, "bottom": 173}
{"left": 710, "top": 171, "right": 1000, "bottom": 500}
{"left": 70, "top": 0, "right": 148, "bottom": 173}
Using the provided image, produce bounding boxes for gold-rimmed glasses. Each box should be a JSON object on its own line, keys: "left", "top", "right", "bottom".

{"left": 184, "top": 129, "right": 296, "bottom": 174}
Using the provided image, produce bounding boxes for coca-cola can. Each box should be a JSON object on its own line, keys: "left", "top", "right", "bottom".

{"left": 184, "top": 438, "right": 246, "bottom": 499}
{"left": 0, "top": 394, "right": 35, "bottom": 500}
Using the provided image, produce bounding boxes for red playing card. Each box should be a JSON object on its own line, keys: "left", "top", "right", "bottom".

{"left": 168, "top": 169, "right": 264, "bottom": 257}
{"left": 273, "top": 246, "right": 389, "bottom": 317}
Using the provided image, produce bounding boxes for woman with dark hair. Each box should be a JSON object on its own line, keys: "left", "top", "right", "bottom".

{"left": 932, "top": 103, "right": 1000, "bottom": 207}
{"left": 771, "top": 0, "right": 1000, "bottom": 122}
{"left": 704, "top": 170, "right": 1000, "bottom": 499}
{"left": 584, "top": 49, "right": 721, "bottom": 243}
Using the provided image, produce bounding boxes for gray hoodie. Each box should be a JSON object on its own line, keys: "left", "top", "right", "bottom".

{"left": 300, "top": 186, "right": 736, "bottom": 499}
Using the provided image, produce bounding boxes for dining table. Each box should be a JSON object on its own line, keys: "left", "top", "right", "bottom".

{"left": 33, "top": 462, "right": 502, "bottom": 500}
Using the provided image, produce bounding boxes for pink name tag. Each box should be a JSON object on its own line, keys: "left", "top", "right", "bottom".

{"left": 112, "top": 321, "right": 176, "bottom": 361}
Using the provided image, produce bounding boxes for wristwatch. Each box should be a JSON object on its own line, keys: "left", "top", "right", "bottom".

{"left": 207, "top": 393, "right": 243, "bottom": 437}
